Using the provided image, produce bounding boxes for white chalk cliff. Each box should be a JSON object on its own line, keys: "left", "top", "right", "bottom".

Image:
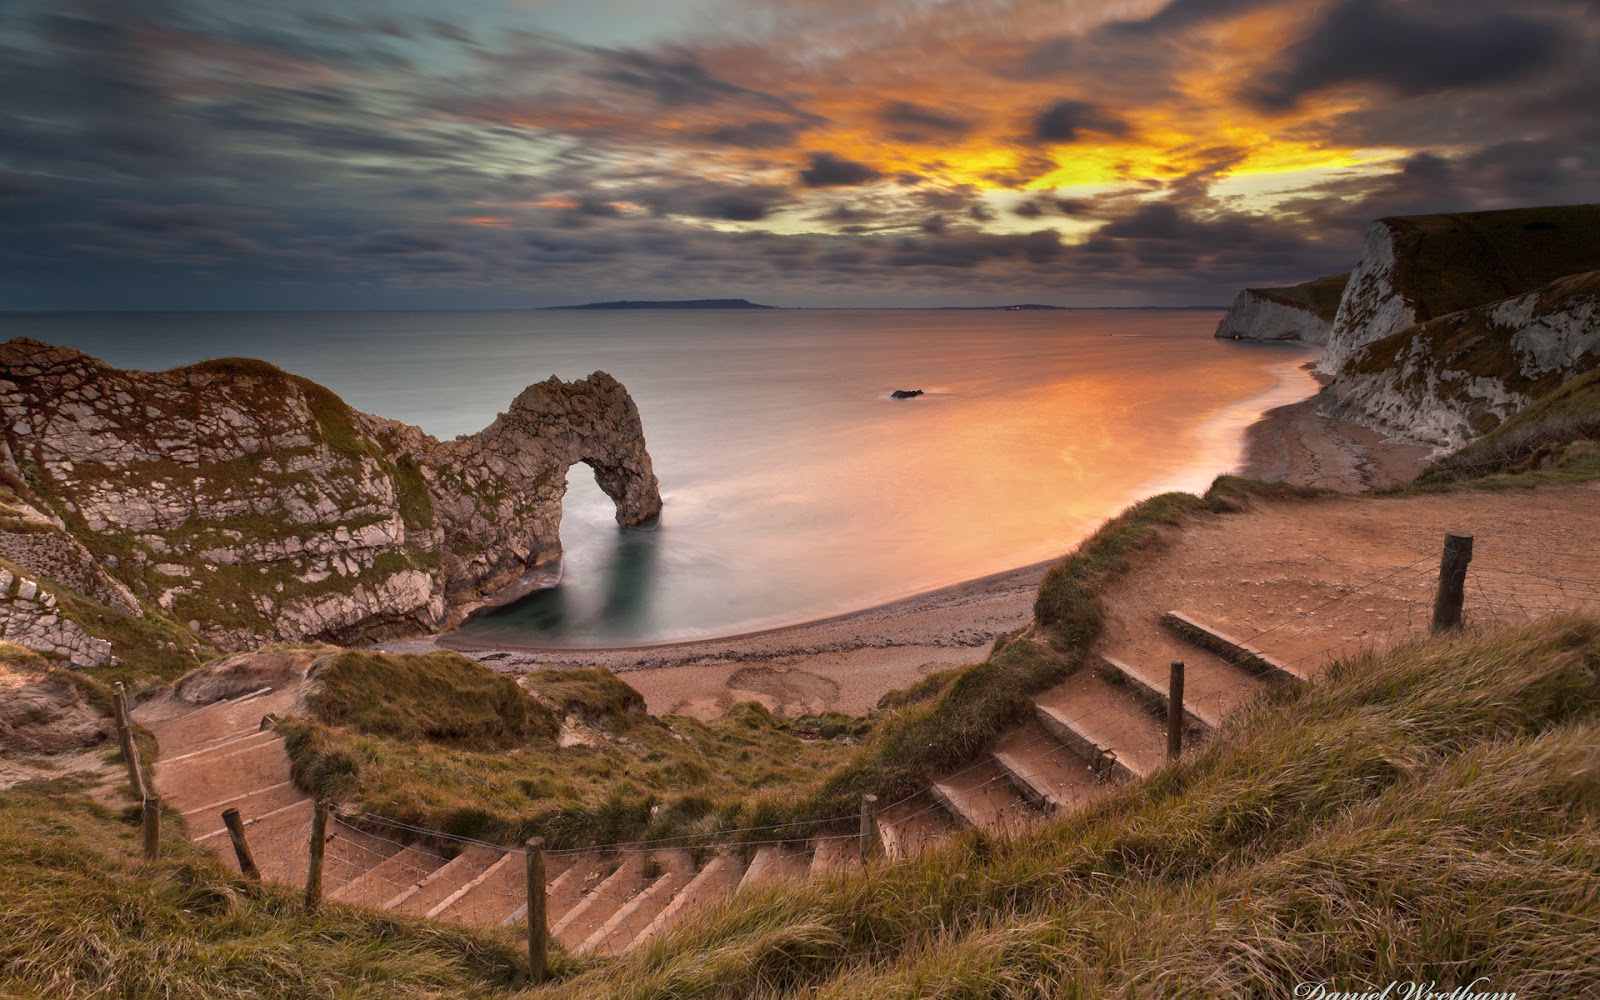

{"left": 1214, "top": 273, "right": 1349, "bottom": 345}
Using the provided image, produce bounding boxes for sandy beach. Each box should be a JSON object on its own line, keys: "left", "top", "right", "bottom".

{"left": 383, "top": 378, "right": 1433, "bottom": 721}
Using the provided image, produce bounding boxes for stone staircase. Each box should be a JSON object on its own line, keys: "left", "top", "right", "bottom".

{"left": 137, "top": 608, "right": 1309, "bottom": 957}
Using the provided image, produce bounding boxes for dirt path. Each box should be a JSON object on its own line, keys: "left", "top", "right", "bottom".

{"left": 1096, "top": 481, "right": 1600, "bottom": 682}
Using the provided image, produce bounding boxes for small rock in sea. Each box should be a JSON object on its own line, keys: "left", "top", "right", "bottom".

{"left": 890, "top": 389, "right": 925, "bottom": 399}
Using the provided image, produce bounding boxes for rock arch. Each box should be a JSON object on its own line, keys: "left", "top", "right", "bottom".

{"left": 421, "top": 371, "right": 662, "bottom": 611}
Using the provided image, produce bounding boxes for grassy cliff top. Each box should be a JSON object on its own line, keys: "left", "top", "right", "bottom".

{"left": 1253, "top": 271, "right": 1350, "bottom": 320}
{"left": 1382, "top": 203, "right": 1600, "bottom": 321}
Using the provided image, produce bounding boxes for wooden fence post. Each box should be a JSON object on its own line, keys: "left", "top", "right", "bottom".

{"left": 222, "top": 808, "right": 260, "bottom": 880}
{"left": 1167, "top": 661, "right": 1185, "bottom": 762}
{"left": 1430, "top": 532, "right": 1474, "bottom": 635}
{"left": 859, "top": 794, "right": 879, "bottom": 863}
{"left": 525, "top": 838, "right": 548, "bottom": 985}
{"left": 142, "top": 795, "right": 161, "bottom": 861}
{"left": 112, "top": 682, "right": 147, "bottom": 801}
{"left": 304, "top": 799, "right": 330, "bottom": 912}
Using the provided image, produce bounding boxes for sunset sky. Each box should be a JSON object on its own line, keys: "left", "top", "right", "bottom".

{"left": 0, "top": 0, "right": 1595, "bottom": 309}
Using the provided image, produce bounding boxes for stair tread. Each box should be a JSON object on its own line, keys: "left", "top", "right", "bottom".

{"left": 808, "top": 833, "right": 861, "bottom": 878}
{"left": 552, "top": 852, "right": 649, "bottom": 950}
{"left": 431, "top": 851, "right": 526, "bottom": 925}
{"left": 545, "top": 852, "right": 616, "bottom": 926}
{"left": 991, "top": 717, "right": 1106, "bottom": 813}
{"left": 1035, "top": 671, "right": 1169, "bottom": 779}
{"left": 156, "top": 737, "right": 295, "bottom": 813}
{"left": 875, "top": 794, "right": 956, "bottom": 861}
{"left": 1097, "top": 632, "right": 1268, "bottom": 727}
{"left": 632, "top": 851, "right": 745, "bottom": 950}
{"left": 213, "top": 797, "right": 313, "bottom": 885}
{"left": 389, "top": 844, "right": 502, "bottom": 916}
{"left": 932, "top": 757, "right": 1041, "bottom": 836}
{"left": 183, "top": 780, "right": 306, "bottom": 839}
{"left": 739, "top": 842, "right": 811, "bottom": 891}
{"left": 328, "top": 842, "right": 450, "bottom": 908}
{"left": 1163, "top": 611, "right": 1308, "bottom": 682}
{"left": 137, "top": 687, "right": 301, "bottom": 757}
{"left": 580, "top": 850, "right": 697, "bottom": 955}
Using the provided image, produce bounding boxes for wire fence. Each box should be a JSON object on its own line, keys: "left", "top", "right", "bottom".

{"left": 184, "top": 532, "right": 1600, "bottom": 957}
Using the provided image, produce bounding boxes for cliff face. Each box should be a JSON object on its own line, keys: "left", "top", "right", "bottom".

{"left": 0, "top": 340, "right": 660, "bottom": 656}
{"left": 1324, "top": 270, "right": 1600, "bottom": 449}
{"left": 1321, "top": 204, "right": 1600, "bottom": 373}
{"left": 1214, "top": 273, "right": 1348, "bottom": 344}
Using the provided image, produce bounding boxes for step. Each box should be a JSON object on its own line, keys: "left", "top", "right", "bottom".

{"left": 426, "top": 850, "right": 518, "bottom": 921}
{"left": 327, "top": 842, "right": 451, "bottom": 908}
{"left": 930, "top": 757, "right": 1042, "bottom": 837}
{"left": 181, "top": 780, "right": 307, "bottom": 840}
{"left": 552, "top": 852, "right": 650, "bottom": 951}
{"left": 874, "top": 794, "right": 957, "bottom": 862}
{"left": 160, "top": 727, "right": 279, "bottom": 766}
{"left": 579, "top": 850, "right": 696, "bottom": 956}
{"left": 211, "top": 797, "right": 313, "bottom": 885}
{"left": 631, "top": 851, "right": 746, "bottom": 950}
{"left": 154, "top": 738, "right": 294, "bottom": 816}
{"left": 1095, "top": 655, "right": 1215, "bottom": 734}
{"left": 1033, "top": 671, "right": 1170, "bottom": 781}
{"left": 737, "top": 842, "right": 811, "bottom": 892}
{"left": 321, "top": 819, "right": 406, "bottom": 895}
{"left": 807, "top": 833, "right": 862, "bottom": 878}
{"left": 538, "top": 852, "right": 616, "bottom": 928}
{"left": 991, "top": 717, "right": 1107, "bottom": 814}
{"left": 140, "top": 686, "right": 301, "bottom": 757}
{"left": 1160, "top": 611, "right": 1305, "bottom": 684}
{"left": 386, "top": 844, "right": 502, "bottom": 915}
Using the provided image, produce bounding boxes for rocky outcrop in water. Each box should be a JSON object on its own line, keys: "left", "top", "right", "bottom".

{"left": 1214, "top": 273, "right": 1348, "bottom": 344}
{"left": 0, "top": 339, "right": 660, "bottom": 656}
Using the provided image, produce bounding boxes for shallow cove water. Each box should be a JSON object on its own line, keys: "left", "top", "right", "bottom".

{"left": 4, "top": 308, "right": 1316, "bottom": 646}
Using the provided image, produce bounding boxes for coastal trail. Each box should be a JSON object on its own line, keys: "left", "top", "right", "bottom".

{"left": 135, "top": 480, "right": 1600, "bottom": 960}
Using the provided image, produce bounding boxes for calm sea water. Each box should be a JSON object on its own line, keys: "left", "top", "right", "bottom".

{"left": 3, "top": 310, "right": 1316, "bottom": 645}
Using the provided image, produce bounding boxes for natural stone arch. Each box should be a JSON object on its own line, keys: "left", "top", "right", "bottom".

{"left": 422, "top": 371, "right": 662, "bottom": 611}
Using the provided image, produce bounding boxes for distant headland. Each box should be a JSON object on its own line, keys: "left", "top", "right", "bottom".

{"left": 547, "top": 298, "right": 778, "bottom": 310}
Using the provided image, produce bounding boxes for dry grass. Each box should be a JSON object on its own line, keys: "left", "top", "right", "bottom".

{"left": 0, "top": 788, "right": 532, "bottom": 998}
{"left": 531, "top": 617, "right": 1600, "bottom": 999}
{"left": 283, "top": 657, "right": 860, "bottom": 851}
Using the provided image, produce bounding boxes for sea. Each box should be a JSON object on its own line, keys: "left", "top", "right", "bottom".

{"left": 2, "top": 309, "right": 1318, "bottom": 646}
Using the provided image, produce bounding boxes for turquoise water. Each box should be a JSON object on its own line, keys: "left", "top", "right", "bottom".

{"left": 2, "top": 309, "right": 1316, "bottom": 645}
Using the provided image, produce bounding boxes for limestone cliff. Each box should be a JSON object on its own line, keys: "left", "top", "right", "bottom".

{"left": 1321, "top": 204, "right": 1600, "bottom": 373}
{"left": 1214, "top": 273, "right": 1348, "bottom": 344}
{"left": 0, "top": 339, "right": 660, "bottom": 657}
{"left": 1324, "top": 269, "right": 1600, "bottom": 449}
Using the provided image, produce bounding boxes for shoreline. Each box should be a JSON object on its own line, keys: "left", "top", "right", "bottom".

{"left": 383, "top": 371, "right": 1431, "bottom": 720}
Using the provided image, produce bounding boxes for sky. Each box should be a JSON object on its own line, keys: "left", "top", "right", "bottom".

{"left": 0, "top": 0, "right": 1595, "bottom": 310}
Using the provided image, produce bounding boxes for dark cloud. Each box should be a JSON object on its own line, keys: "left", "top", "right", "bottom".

{"left": 877, "top": 101, "right": 972, "bottom": 140}
{"left": 696, "top": 191, "right": 778, "bottom": 222}
{"left": 799, "top": 152, "right": 881, "bottom": 188}
{"left": 352, "top": 230, "right": 453, "bottom": 255}
{"left": 593, "top": 49, "right": 801, "bottom": 114}
{"left": 886, "top": 229, "right": 1062, "bottom": 268}
{"left": 1247, "top": 0, "right": 1566, "bottom": 110}
{"left": 698, "top": 119, "right": 810, "bottom": 148}
{"left": 426, "top": 19, "right": 473, "bottom": 45}
{"left": 0, "top": 174, "right": 48, "bottom": 200}
{"left": 1032, "top": 100, "right": 1127, "bottom": 142}
{"left": 1108, "top": 0, "right": 1280, "bottom": 36}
